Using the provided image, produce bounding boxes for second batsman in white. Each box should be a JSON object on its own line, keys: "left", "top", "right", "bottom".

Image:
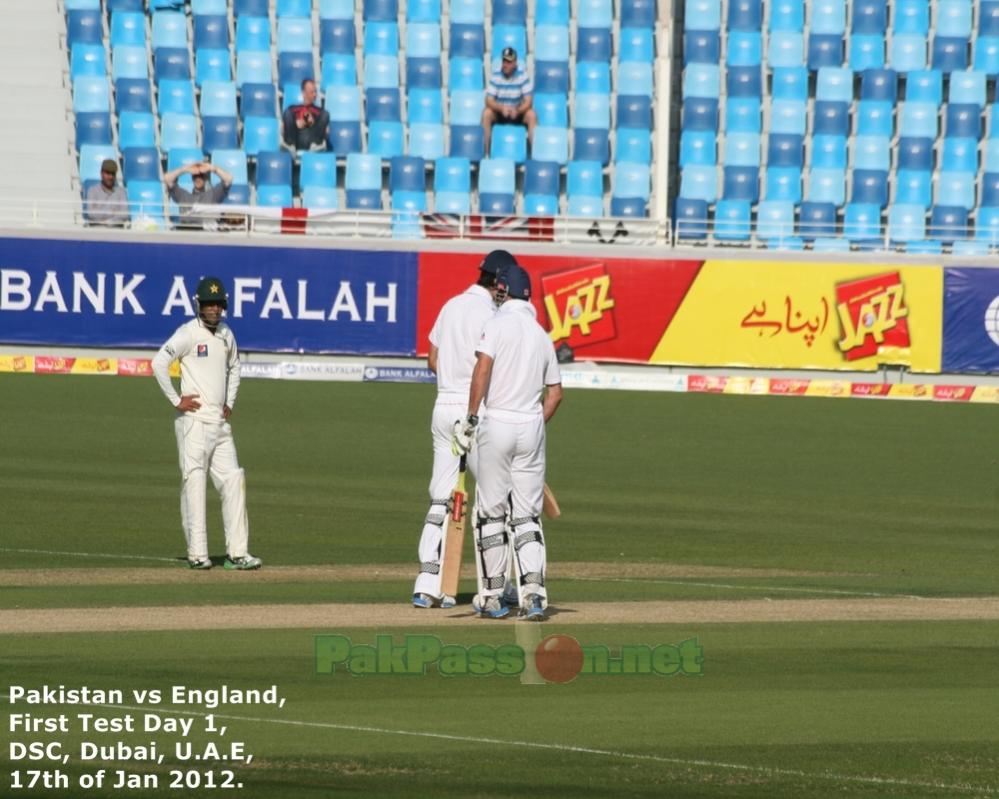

{"left": 151, "top": 276, "right": 261, "bottom": 571}
{"left": 412, "top": 251, "right": 516, "bottom": 608}
{"left": 453, "top": 263, "right": 563, "bottom": 620}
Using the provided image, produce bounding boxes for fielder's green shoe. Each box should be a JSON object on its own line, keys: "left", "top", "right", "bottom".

{"left": 224, "top": 554, "right": 262, "bottom": 570}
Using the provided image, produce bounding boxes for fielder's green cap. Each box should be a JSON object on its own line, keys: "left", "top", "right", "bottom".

{"left": 195, "top": 276, "right": 228, "bottom": 305}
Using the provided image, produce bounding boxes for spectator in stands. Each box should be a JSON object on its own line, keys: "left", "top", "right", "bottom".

{"left": 85, "top": 159, "right": 129, "bottom": 228}
{"left": 482, "top": 47, "right": 537, "bottom": 156}
{"left": 164, "top": 161, "right": 234, "bottom": 230}
{"left": 282, "top": 78, "right": 330, "bottom": 152}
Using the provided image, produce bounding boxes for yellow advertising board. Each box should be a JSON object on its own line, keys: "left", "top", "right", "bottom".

{"left": 650, "top": 261, "right": 943, "bottom": 372}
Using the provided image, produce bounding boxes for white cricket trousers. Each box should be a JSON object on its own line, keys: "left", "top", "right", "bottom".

{"left": 414, "top": 400, "right": 480, "bottom": 598}
{"left": 175, "top": 415, "right": 249, "bottom": 561}
{"left": 474, "top": 411, "right": 547, "bottom": 601}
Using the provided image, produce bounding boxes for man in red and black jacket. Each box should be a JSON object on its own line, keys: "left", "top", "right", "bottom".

{"left": 281, "top": 78, "right": 330, "bottom": 152}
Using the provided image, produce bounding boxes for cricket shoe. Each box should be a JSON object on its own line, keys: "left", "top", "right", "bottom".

{"left": 522, "top": 594, "right": 546, "bottom": 622}
{"left": 224, "top": 554, "right": 262, "bottom": 570}
{"left": 472, "top": 594, "right": 509, "bottom": 619}
{"left": 440, "top": 594, "right": 457, "bottom": 609}
{"left": 412, "top": 593, "right": 435, "bottom": 609}
{"left": 188, "top": 557, "right": 212, "bottom": 570}
{"left": 501, "top": 583, "right": 520, "bottom": 609}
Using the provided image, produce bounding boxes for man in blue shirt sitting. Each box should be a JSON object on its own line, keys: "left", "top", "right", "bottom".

{"left": 481, "top": 47, "right": 537, "bottom": 157}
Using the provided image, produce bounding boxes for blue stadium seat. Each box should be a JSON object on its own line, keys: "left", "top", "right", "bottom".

{"left": 70, "top": 44, "right": 106, "bottom": 81}
{"left": 723, "top": 132, "right": 758, "bottom": 166}
{"left": 905, "top": 69, "right": 942, "bottom": 103}
{"left": 345, "top": 152, "right": 382, "bottom": 208}
{"left": 890, "top": 34, "right": 926, "bottom": 72}
{"left": 851, "top": 169, "right": 888, "bottom": 206}
{"left": 211, "top": 149, "right": 249, "bottom": 185}
{"left": 449, "top": 23, "right": 485, "bottom": 58}
{"left": 408, "top": 88, "right": 443, "bottom": 123}
{"left": 574, "top": 128, "right": 610, "bottom": 164}
{"left": 300, "top": 152, "right": 337, "bottom": 189}
{"left": 112, "top": 45, "right": 148, "bottom": 81}
{"left": 974, "top": 36, "right": 999, "bottom": 75}
{"left": 410, "top": 122, "right": 446, "bottom": 160}
{"left": 616, "top": 95, "right": 651, "bottom": 130}
{"left": 122, "top": 146, "right": 160, "bottom": 183}
{"left": 713, "top": 199, "right": 752, "bottom": 241}
{"left": 843, "top": 202, "right": 881, "bottom": 241}
{"left": 302, "top": 186, "right": 339, "bottom": 209}
{"left": 436, "top": 189, "right": 472, "bottom": 214}
{"left": 364, "top": 54, "right": 400, "bottom": 88}
{"left": 985, "top": 140, "right": 999, "bottom": 172}
{"left": 240, "top": 83, "right": 276, "bottom": 119}
{"left": 895, "top": 170, "right": 932, "bottom": 206}
{"left": 935, "top": 172, "right": 976, "bottom": 209}
{"left": 449, "top": 57, "right": 483, "bottom": 91}
{"left": 811, "top": 134, "right": 847, "bottom": 168}
{"left": 767, "top": 31, "right": 804, "bottom": 68}
{"left": 278, "top": 17, "right": 313, "bottom": 53}
{"left": 679, "top": 164, "right": 718, "bottom": 202}
{"left": 118, "top": 111, "right": 156, "bottom": 149}
{"left": 154, "top": 47, "right": 191, "bottom": 84}
{"left": 681, "top": 97, "right": 718, "bottom": 131}
{"left": 364, "top": 21, "right": 399, "bottom": 55}
{"left": 768, "top": 133, "right": 803, "bottom": 167}
{"left": 478, "top": 157, "right": 516, "bottom": 213}
{"left": 158, "top": 79, "right": 195, "bottom": 115}
{"left": 194, "top": 15, "right": 228, "bottom": 50}
{"left": 850, "top": 35, "right": 884, "bottom": 70}
{"left": 949, "top": 70, "right": 987, "bottom": 106}
{"left": 685, "top": 0, "right": 720, "bottom": 29}
{"left": 722, "top": 166, "right": 759, "bottom": 201}
{"left": 536, "top": 0, "right": 570, "bottom": 25}
{"left": 620, "top": 27, "right": 655, "bottom": 62}
{"left": 391, "top": 188, "right": 427, "bottom": 238}
{"left": 236, "top": 16, "right": 270, "bottom": 52}
{"left": 981, "top": 173, "right": 999, "bottom": 206}
{"left": 897, "top": 137, "right": 934, "bottom": 171}
{"left": 200, "top": 80, "right": 237, "bottom": 117}
{"left": 320, "top": 19, "right": 355, "bottom": 54}
{"left": 577, "top": 27, "right": 612, "bottom": 62}
{"left": 566, "top": 194, "right": 603, "bottom": 218}
{"left": 160, "top": 112, "right": 198, "bottom": 154}
{"left": 127, "top": 181, "right": 166, "bottom": 223}
{"left": 932, "top": 37, "right": 968, "bottom": 72}
{"left": 328, "top": 121, "right": 363, "bottom": 155}
{"left": 578, "top": 0, "right": 612, "bottom": 28}
{"left": 611, "top": 197, "right": 647, "bottom": 217}
{"left": 66, "top": 0, "right": 100, "bottom": 10}
{"left": 406, "top": 57, "right": 440, "bottom": 89}
{"left": 798, "top": 201, "right": 837, "bottom": 239}
{"left": 322, "top": 53, "right": 357, "bottom": 86}
{"left": 953, "top": 238, "right": 989, "bottom": 254}
{"left": 945, "top": 104, "right": 982, "bottom": 139}
{"left": 852, "top": 135, "right": 891, "bottom": 170}
{"left": 236, "top": 50, "right": 270, "bottom": 87}
{"left": 223, "top": 183, "right": 250, "bottom": 205}
{"left": 256, "top": 185, "right": 294, "bottom": 208}
{"left": 808, "top": 34, "right": 844, "bottom": 70}
{"left": 674, "top": 197, "right": 709, "bottom": 240}
{"left": 368, "top": 121, "right": 405, "bottom": 158}
{"left": 811, "top": 0, "right": 845, "bottom": 35}
{"left": 114, "top": 78, "right": 152, "bottom": 112}
{"left": 765, "top": 166, "right": 801, "bottom": 202}
{"left": 575, "top": 92, "right": 611, "bottom": 129}
{"left": 279, "top": 52, "right": 315, "bottom": 86}
{"left": 449, "top": 0, "right": 484, "bottom": 24}
{"left": 534, "top": 92, "right": 567, "bottom": 126}
{"left": 203, "top": 116, "right": 239, "bottom": 152}
{"left": 534, "top": 24, "right": 569, "bottom": 62}
{"left": 936, "top": 0, "right": 972, "bottom": 39}
{"left": 235, "top": 0, "right": 268, "bottom": 15}
{"left": 860, "top": 68, "right": 897, "bottom": 101}
{"left": 727, "top": 31, "right": 762, "bottom": 66}
{"left": 725, "top": 97, "right": 760, "bottom": 132}
{"left": 277, "top": 0, "right": 311, "bottom": 16}
{"left": 110, "top": 12, "right": 145, "bottom": 47}
{"left": 68, "top": 9, "right": 102, "bottom": 49}
{"left": 770, "top": 99, "right": 806, "bottom": 134}
{"left": 364, "top": 0, "right": 398, "bottom": 20}
{"left": 405, "top": 23, "right": 440, "bottom": 59}
{"left": 852, "top": 0, "right": 886, "bottom": 33}
{"left": 728, "top": 0, "right": 761, "bottom": 30}
{"left": 769, "top": 0, "right": 803, "bottom": 31}
{"left": 941, "top": 138, "right": 978, "bottom": 173}
{"left": 243, "top": 116, "right": 280, "bottom": 156}
{"left": 366, "top": 87, "right": 401, "bottom": 121}
{"left": 434, "top": 156, "right": 471, "bottom": 206}
{"left": 807, "top": 168, "right": 845, "bottom": 204}
{"left": 449, "top": 89, "right": 483, "bottom": 125}
{"left": 684, "top": 30, "right": 721, "bottom": 65}
{"left": 490, "top": 125, "right": 527, "bottom": 162}
{"left": 616, "top": 128, "right": 651, "bottom": 164}
{"left": 407, "top": 0, "right": 441, "bottom": 22}
{"left": 576, "top": 61, "right": 610, "bottom": 94}
{"left": 531, "top": 126, "right": 568, "bottom": 164}
{"left": 449, "top": 125, "right": 484, "bottom": 160}
{"left": 977, "top": 207, "right": 999, "bottom": 245}
{"left": 894, "top": 0, "right": 929, "bottom": 33}
{"left": 771, "top": 67, "right": 808, "bottom": 100}
{"left": 855, "top": 101, "right": 893, "bottom": 136}
{"left": 929, "top": 205, "right": 968, "bottom": 243}
{"left": 523, "top": 159, "right": 559, "bottom": 215}
{"left": 152, "top": 10, "right": 187, "bottom": 50}
{"left": 618, "top": 62, "right": 653, "bottom": 98}
{"left": 108, "top": 0, "right": 144, "bottom": 11}
{"left": 195, "top": 49, "right": 231, "bottom": 85}
{"left": 726, "top": 65, "right": 761, "bottom": 97}
{"left": 888, "top": 204, "right": 926, "bottom": 243}
{"left": 390, "top": 155, "right": 425, "bottom": 194}
{"left": 680, "top": 131, "right": 715, "bottom": 166}
{"left": 76, "top": 111, "right": 112, "bottom": 149}
{"left": 567, "top": 159, "right": 604, "bottom": 215}
{"left": 816, "top": 67, "right": 852, "bottom": 102}
{"left": 756, "top": 200, "right": 795, "bottom": 241}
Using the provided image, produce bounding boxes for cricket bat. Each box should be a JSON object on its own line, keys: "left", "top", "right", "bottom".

{"left": 439, "top": 454, "right": 468, "bottom": 599}
{"left": 543, "top": 483, "right": 562, "bottom": 519}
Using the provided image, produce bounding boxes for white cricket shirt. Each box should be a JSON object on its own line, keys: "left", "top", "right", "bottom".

{"left": 152, "top": 317, "right": 241, "bottom": 423}
{"left": 429, "top": 283, "right": 496, "bottom": 399}
{"left": 475, "top": 299, "right": 561, "bottom": 416}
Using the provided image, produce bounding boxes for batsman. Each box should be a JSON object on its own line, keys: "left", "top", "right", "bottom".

{"left": 151, "top": 276, "right": 261, "bottom": 571}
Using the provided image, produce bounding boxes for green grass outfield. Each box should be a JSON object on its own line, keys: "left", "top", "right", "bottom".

{"left": 2, "top": 373, "right": 998, "bottom": 797}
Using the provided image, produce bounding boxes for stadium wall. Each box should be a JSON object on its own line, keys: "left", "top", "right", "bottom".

{"left": 1, "top": 232, "right": 998, "bottom": 374}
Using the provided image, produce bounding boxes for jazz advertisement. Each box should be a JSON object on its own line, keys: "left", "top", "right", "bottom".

{"left": 418, "top": 255, "right": 944, "bottom": 372}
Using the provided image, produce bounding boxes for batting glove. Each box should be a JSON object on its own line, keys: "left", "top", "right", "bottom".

{"left": 451, "top": 415, "right": 478, "bottom": 456}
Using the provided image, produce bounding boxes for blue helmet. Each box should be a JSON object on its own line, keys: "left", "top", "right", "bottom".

{"left": 479, "top": 249, "right": 518, "bottom": 277}
{"left": 496, "top": 264, "right": 531, "bottom": 301}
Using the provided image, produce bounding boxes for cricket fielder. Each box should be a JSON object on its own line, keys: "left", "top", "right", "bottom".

{"left": 412, "top": 251, "right": 517, "bottom": 608}
{"left": 151, "top": 276, "right": 261, "bottom": 571}
{"left": 453, "top": 263, "right": 563, "bottom": 620}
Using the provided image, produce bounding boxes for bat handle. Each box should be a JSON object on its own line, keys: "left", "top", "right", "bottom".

{"left": 459, "top": 453, "right": 467, "bottom": 473}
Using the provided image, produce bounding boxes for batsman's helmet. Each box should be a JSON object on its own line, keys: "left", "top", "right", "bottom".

{"left": 496, "top": 264, "right": 531, "bottom": 301}
{"left": 194, "top": 276, "right": 228, "bottom": 309}
{"left": 479, "top": 249, "right": 518, "bottom": 277}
